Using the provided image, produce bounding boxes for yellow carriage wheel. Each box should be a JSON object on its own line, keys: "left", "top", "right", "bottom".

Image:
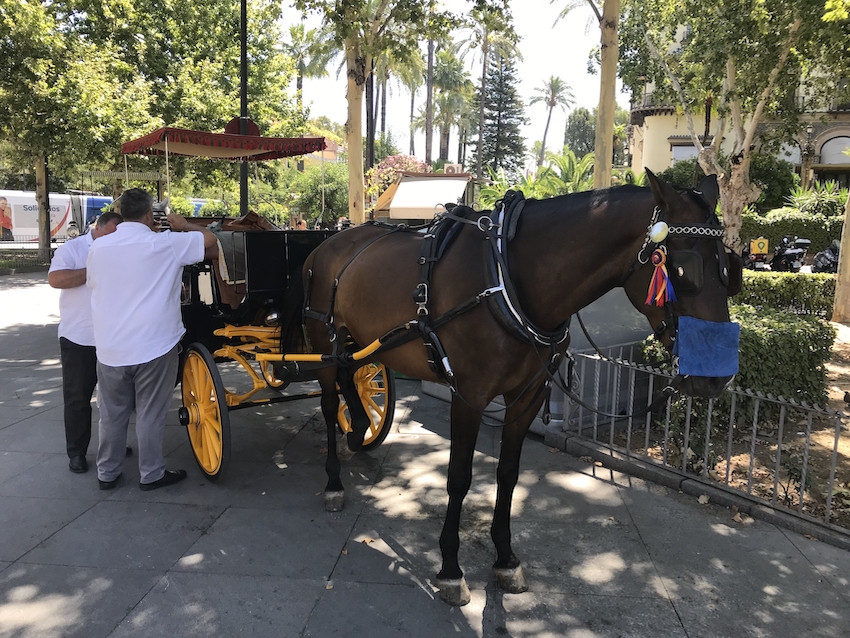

{"left": 179, "top": 343, "right": 231, "bottom": 481}
{"left": 337, "top": 363, "right": 396, "bottom": 450}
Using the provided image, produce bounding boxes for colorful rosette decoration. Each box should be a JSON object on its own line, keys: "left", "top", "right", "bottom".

{"left": 645, "top": 248, "right": 677, "bottom": 306}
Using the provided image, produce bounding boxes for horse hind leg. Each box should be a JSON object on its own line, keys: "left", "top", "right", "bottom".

{"left": 337, "top": 366, "right": 370, "bottom": 454}
{"left": 318, "top": 366, "right": 346, "bottom": 512}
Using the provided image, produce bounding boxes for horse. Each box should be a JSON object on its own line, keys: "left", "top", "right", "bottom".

{"left": 300, "top": 170, "right": 740, "bottom": 606}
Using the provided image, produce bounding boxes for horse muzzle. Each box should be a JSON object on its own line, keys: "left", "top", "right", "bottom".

{"left": 674, "top": 373, "right": 736, "bottom": 399}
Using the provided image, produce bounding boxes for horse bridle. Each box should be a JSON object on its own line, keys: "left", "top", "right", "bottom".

{"left": 630, "top": 197, "right": 735, "bottom": 344}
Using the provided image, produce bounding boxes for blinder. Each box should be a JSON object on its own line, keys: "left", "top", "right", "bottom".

{"left": 668, "top": 249, "right": 703, "bottom": 296}
{"left": 663, "top": 220, "right": 741, "bottom": 298}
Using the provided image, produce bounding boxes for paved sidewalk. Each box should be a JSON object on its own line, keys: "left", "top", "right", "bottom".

{"left": 2, "top": 271, "right": 850, "bottom": 638}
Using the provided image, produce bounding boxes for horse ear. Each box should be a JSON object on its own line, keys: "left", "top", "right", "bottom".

{"left": 696, "top": 173, "right": 720, "bottom": 209}
{"left": 644, "top": 168, "right": 681, "bottom": 209}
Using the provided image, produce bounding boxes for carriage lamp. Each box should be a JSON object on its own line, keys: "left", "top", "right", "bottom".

{"left": 264, "top": 310, "right": 281, "bottom": 326}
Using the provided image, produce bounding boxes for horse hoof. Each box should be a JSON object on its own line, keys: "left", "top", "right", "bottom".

{"left": 436, "top": 578, "right": 471, "bottom": 606}
{"left": 324, "top": 490, "right": 345, "bottom": 512}
{"left": 346, "top": 431, "right": 364, "bottom": 453}
{"left": 493, "top": 565, "right": 528, "bottom": 594}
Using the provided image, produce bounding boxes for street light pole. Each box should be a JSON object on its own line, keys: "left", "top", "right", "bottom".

{"left": 239, "top": 0, "right": 249, "bottom": 217}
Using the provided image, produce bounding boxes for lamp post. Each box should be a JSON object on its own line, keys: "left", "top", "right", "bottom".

{"left": 801, "top": 124, "right": 815, "bottom": 190}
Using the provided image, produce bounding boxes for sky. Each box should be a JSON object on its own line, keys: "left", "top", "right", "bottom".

{"left": 280, "top": 1, "right": 628, "bottom": 166}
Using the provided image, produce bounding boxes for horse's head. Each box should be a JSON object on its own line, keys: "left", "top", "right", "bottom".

{"left": 624, "top": 170, "right": 741, "bottom": 399}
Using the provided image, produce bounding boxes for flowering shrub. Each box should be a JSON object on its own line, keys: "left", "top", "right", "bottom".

{"left": 365, "top": 155, "right": 429, "bottom": 199}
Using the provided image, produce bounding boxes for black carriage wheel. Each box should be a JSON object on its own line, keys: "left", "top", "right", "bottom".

{"left": 337, "top": 363, "right": 396, "bottom": 450}
{"left": 180, "top": 342, "right": 231, "bottom": 481}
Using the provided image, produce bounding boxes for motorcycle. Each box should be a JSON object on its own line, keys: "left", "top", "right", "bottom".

{"left": 812, "top": 239, "right": 840, "bottom": 273}
{"left": 742, "top": 237, "right": 772, "bottom": 271}
{"left": 769, "top": 236, "right": 811, "bottom": 272}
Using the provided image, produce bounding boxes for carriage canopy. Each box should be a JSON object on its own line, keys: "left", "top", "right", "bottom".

{"left": 121, "top": 126, "right": 326, "bottom": 162}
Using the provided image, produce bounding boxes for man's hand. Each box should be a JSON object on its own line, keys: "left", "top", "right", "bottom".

{"left": 165, "top": 212, "right": 192, "bottom": 231}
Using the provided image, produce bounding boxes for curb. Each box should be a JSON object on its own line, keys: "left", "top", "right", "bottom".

{"left": 545, "top": 428, "right": 850, "bottom": 552}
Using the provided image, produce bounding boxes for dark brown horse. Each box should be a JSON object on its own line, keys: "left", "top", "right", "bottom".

{"left": 301, "top": 170, "right": 739, "bottom": 605}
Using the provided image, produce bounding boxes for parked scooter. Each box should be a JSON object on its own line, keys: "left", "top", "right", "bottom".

{"left": 769, "top": 236, "right": 811, "bottom": 272}
{"left": 742, "top": 237, "right": 772, "bottom": 271}
{"left": 742, "top": 247, "right": 772, "bottom": 270}
{"left": 812, "top": 239, "right": 840, "bottom": 273}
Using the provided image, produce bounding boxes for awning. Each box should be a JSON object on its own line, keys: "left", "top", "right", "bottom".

{"left": 373, "top": 172, "right": 473, "bottom": 219}
{"left": 121, "top": 127, "right": 326, "bottom": 161}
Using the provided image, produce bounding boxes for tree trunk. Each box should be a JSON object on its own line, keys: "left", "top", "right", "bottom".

{"left": 832, "top": 191, "right": 850, "bottom": 322}
{"left": 345, "top": 44, "right": 367, "bottom": 224}
{"left": 409, "top": 88, "right": 415, "bottom": 156}
{"left": 439, "top": 125, "right": 450, "bottom": 161}
{"left": 380, "top": 72, "right": 387, "bottom": 136}
{"left": 35, "top": 154, "right": 51, "bottom": 263}
{"left": 425, "top": 40, "right": 435, "bottom": 164}
{"left": 365, "top": 68, "right": 375, "bottom": 170}
{"left": 538, "top": 106, "right": 553, "bottom": 167}
{"left": 476, "top": 33, "right": 489, "bottom": 179}
{"left": 593, "top": 0, "right": 619, "bottom": 189}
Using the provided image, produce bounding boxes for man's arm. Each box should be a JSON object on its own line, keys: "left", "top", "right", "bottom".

{"left": 48, "top": 268, "right": 87, "bottom": 289}
{"left": 166, "top": 213, "right": 219, "bottom": 260}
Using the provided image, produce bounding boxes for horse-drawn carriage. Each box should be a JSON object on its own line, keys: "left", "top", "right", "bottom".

{"left": 176, "top": 224, "right": 395, "bottom": 480}
{"left": 121, "top": 127, "right": 395, "bottom": 481}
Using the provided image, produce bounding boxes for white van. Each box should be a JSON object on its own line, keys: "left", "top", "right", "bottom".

{"left": 0, "top": 190, "right": 75, "bottom": 243}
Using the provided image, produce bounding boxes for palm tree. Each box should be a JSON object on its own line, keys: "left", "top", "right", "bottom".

{"left": 540, "top": 146, "right": 595, "bottom": 195}
{"left": 453, "top": 11, "right": 521, "bottom": 178}
{"left": 395, "top": 53, "right": 426, "bottom": 156}
{"left": 281, "top": 23, "right": 337, "bottom": 112}
{"left": 530, "top": 76, "right": 575, "bottom": 167}
{"left": 433, "top": 49, "right": 471, "bottom": 161}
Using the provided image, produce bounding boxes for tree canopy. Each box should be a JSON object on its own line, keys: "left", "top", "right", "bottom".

{"left": 619, "top": 0, "right": 850, "bottom": 249}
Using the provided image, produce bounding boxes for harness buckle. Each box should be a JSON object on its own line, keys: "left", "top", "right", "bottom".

{"left": 415, "top": 283, "right": 429, "bottom": 316}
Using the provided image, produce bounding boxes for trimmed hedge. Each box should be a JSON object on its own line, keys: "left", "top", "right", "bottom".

{"left": 741, "top": 210, "right": 844, "bottom": 256}
{"left": 640, "top": 300, "right": 835, "bottom": 405}
{"left": 730, "top": 303, "right": 834, "bottom": 405}
{"left": 733, "top": 271, "right": 835, "bottom": 319}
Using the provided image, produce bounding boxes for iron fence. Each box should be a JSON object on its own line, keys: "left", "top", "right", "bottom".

{"left": 546, "top": 349, "right": 850, "bottom": 548}
{"left": 0, "top": 238, "right": 57, "bottom": 270}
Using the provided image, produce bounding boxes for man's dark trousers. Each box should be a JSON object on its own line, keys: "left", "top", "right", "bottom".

{"left": 59, "top": 336, "right": 97, "bottom": 458}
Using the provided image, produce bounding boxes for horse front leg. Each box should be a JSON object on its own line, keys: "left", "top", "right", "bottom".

{"left": 436, "top": 398, "right": 482, "bottom": 606}
{"left": 318, "top": 367, "right": 345, "bottom": 512}
{"left": 490, "top": 384, "right": 545, "bottom": 594}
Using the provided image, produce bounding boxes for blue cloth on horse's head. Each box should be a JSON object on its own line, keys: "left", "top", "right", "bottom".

{"left": 673, "top": 316, "right": 740, "bottom": 377}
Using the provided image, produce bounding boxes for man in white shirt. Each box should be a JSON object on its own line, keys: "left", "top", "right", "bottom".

{"left": 87, "top": 188, "right": 218, "bottom": 490}
{"left": 48, "top": 211, "right": 123, "bottom": 473}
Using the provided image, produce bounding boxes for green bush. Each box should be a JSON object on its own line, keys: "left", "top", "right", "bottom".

{"left": 730, "top": 304, "right": 834, "bottom": 405}
{"left": 657, "top": 153, "right": 796, "bottom": 212}
{"left": 786, "top": 181, "right": 848, "bottom": 217}
{"left": 640, "top": 302, "right": 834, "bottom": 405}
{"left": 733, "top": 271, "right": 835, "bottom": 318}
{"left": 749, "top": 153, "right": 798, "bottom": 212}
{"left": 741, "top": 209, "right": 844, "bottom": 255}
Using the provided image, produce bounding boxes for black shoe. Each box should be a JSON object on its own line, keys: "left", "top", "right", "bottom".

{"left": 69, "top": 455, "right": 88, "bottom": 473}
{"left": 139, "top": 469, "right": 187, "bottom": 491}
{"left": 98, "top": 474, "right": 122, "bottom": 490}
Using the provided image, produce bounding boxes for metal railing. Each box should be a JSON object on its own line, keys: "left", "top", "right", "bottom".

{"left": 0, "top": 238, "right": 56, "bottom": 270}
{"left": 547, "top": 350, "right": 850, "bottom": 546}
